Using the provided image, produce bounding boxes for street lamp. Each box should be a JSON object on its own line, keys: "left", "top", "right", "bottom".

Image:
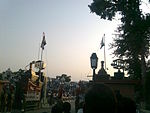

{"left": 90, "top": 53, "right": 98, "bottom": 82}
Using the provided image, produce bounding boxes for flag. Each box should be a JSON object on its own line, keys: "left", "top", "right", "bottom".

{"left": 100, "top": 34, "right": 105, "bottom": 49}
{"left": 41, "top": 32, "right": 46, "bottom": 49}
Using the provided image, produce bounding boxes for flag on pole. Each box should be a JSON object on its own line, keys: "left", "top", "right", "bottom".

{"left": 100, "top": 34, "right": 105, "bottom": 49}
{"left": 41, "top": 32, "right": 46, "bottom": 50}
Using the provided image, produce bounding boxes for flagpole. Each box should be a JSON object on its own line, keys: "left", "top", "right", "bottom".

{"left": 104, "top": 34, "right": 106, "bottom": 70}
{"left": 41, "top": 48, "right": 43, "bottom": 61}
{"left": 38, "top": 42, "right": 41, "bottom": 60}
{"left": 41, "top": 32, "right": 48, "bottom": 105}
{"left": 39, "top": 32, "right": 45, "bottom": 81}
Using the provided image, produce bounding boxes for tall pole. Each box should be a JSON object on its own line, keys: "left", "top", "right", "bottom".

{"left": 104, "top": 34, "right": 106, "bottom": 70}
{"left": 93, "top": 69, "right": 95, "bottom": 82}
{"left": 41, "top": 49, "right": 43, "bottom": 62}
{"left": 39, "top": 49, "right": 43, "bottom": 81}
{"left": 38, "top": 42, "right": 41, "bottom": 60}
{"left": 40, "top": 48, "right": 46, "bottom": 104}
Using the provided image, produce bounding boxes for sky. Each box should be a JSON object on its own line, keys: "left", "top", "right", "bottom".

{"left": 0, "top": 0, "right": 150, "bottom": 81}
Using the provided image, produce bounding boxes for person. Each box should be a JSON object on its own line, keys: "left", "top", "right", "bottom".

{"left": 7, "top": 88, "right": 11, "bottom": 112}
{"left": 51, "top": 96, "right": 63, "bottom": 113}
{"left": 63, "top": 102, "right": 71, "bottom": 113}
{"left": 118, "top": 97, "right": 136, "bottom": 113}
{"left": 0, "top": 85, "right": 8, "bottom": 112}
{"left": 49, "top": 92, "right": 54, "bottom": 105}
{"left": 75, "top": 95, "right": 80, "bottom": 113}
{"left": 75, "top": 84, "right": 81, "bottom": 113}
{"left": 51, "top": 104, "right": 59, "bottom": 113}
{"left": 51, "top": 102, "right": 63, "bottom": 113}
{"left": 84, "top": 83, "right": 117, "bottom": 113}
{"left": 114, "top": 90, "right": 136, "bottom": 113}
{"left": 77, "top": 101, "right": 84, "bottom": 113}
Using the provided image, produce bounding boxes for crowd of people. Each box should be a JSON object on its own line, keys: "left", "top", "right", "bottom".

{"left": 51, "top": 83, "right": 136, "bottom": 113}
{"left": 0, "top": 81, "right": 25, "bottom": 113}
{"left": 0, "top": 83, "right": 15, "bottom": 112}
{"left": 0, "top": 82, "right": 137, "bottom": 113}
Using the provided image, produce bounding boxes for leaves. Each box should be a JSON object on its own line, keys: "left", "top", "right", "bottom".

{"left": 89, "top": 0, "right": 150, "bottom": 79}
{"left": 89, "top": 0, "right": 117, "bottom": 20}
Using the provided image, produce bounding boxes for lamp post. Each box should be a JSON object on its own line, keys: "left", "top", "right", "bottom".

{"left": 90, "top": 53, "right": 98, "bottom": 82}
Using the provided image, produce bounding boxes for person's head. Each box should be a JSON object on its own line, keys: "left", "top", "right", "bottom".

{"left": 51, "top": 104, "right": 62, "bottom": 113}
{"left": 51, "top": 105, "right": 58, "bottom": 113}
{"left": 63, "top": 102, "right": 71, "bottom": 113}
{"left": 84, "top": 83, "right": 117, "bottom": 113}
{"left": 118, "top": 97, "right": 136, "bottom": 113}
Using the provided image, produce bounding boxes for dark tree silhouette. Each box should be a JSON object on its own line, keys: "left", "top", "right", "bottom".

{"left": 89, "top": 0, "right": 150, "bottom": 79}
{"left": 89, "top": 0, "right": 150, "bottom": 109}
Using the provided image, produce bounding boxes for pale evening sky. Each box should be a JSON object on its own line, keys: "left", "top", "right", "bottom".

{"left": 0, "top": 0, "right": 149, "bottom": 81}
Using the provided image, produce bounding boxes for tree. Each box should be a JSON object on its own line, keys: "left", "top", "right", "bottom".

{"left": 89, "top": 0, "right": 150, "bottom": 79}
{"left": 89, "top": 0, "right": 150, "bottom": 109}
{"left": 126, "top": 57, "right": 142, "bottom": 80}
{"left": 56, "top": 74, "right": 71, "bottom": 83}
{"left": 60, "top": 74, "right": 71, "bottom": 83}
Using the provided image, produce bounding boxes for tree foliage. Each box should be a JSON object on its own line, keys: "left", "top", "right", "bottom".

{"left": 61, "top": 74, "right": 71, "bottom": 82}
{"left": 89, "top": 0, "right": 150, "bottom": 79}
{"left": 56, "top": 74, "right": 71, "bottom": 82}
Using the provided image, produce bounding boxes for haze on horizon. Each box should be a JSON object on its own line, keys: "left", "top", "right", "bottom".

{"left": 0, "top": 0, "right": 149, "bottom": 81}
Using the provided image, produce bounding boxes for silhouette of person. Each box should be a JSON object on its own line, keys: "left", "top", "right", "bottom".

{"left": 51, "top": 105, "right": 58, "bottom": 113}
{"left": 118, "top": 97, "right": 136, "bottom": 113}
{"left": 114, "top": 90, "right": 136, "bottom": 113}
{"left": 84, "top": 83, "right": 117, "bottom": 113}
{"left": 0, "top": 86, "right": 6, "bottom": 112}
{"left": 51, "top": 96, "right": 63, "bottom": 113}
{"left": 77, "top": 101, "right": 84, "bottom": 113}
{"left": 1, "top": 85, "right": 7, "bottom": 112}
{"left": 63, "top": 102, "right": 71, "bottom": 113}
{"left": 75, "top": 95, "right": 80, "bottom": 113}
